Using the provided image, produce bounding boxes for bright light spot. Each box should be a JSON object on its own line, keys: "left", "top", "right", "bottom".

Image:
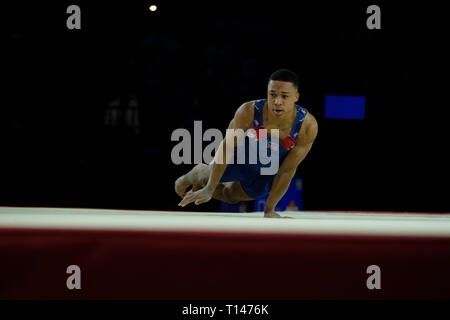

{"left": 149, "top": 5, "right": 157, "bottom": 12}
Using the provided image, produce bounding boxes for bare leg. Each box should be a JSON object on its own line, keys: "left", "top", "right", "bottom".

{"left": 174, "top": 163, "right": 210, "bottom": 198}
{"left": 176, "top": 164, "right": 253, "bottom": 204}
{"left": 212, "top": 181, "right": 254, "bottom": 204}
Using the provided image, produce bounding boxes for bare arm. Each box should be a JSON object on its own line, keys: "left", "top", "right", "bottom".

{"left": 264, "top": 113, "right": 318, "bottom": 217}
{"left": 178, "top": 102, "right": 253, "bottom": 207}
{"left": 205, "top": 103, "right": 253, "bottom": 191}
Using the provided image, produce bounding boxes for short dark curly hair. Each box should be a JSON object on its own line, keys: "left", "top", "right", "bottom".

{"left": 269, "top": 69, "right": 300, "bottom": 91}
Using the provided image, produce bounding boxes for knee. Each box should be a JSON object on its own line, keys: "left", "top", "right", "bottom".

{"left": 224, "top": 188, "right": 239, "bottom": 204}
{"left": 226, "top": 198, "right": 239, "bottom": 204}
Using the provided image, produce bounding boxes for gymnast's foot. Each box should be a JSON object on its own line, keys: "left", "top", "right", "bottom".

{"left": 175, "top": 175, "right": 191, "bottom": 198}
{"left": 175, "top": 164, "right": 210, "bottom": 198}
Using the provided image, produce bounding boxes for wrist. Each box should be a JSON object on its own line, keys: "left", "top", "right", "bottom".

{"left": 204, "top": 183, "right": 216, "bottom": 193}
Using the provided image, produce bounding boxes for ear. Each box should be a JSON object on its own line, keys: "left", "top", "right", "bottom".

{"left": 295, "top": 92, "right": 300, "bottom": 102}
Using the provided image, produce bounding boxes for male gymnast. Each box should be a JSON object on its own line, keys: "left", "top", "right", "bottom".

{"left": 175, "top": 69, "right": 318, "bottom": 218}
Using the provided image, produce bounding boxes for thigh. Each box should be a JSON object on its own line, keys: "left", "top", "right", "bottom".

{"left": 212, "top": 181, "right": 254, "bottom": 203}
{"left": 227, "top": 181, "right": 254, "bottom": 201}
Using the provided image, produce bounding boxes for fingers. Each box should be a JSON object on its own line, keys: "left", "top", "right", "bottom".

{"left": 179, "top": 189, "right": 211, "bottom": 207}
{"left": 194, "top": 197, "right": 209, "bottom": 205}
{"left": 178, "top": 191, "right": 195, "bottom": 207}
{"left": 264, "top": 212, "right": 282, "bottom": 218}
{"left": 179, "top": 199, "right": 192, "bottom": 207}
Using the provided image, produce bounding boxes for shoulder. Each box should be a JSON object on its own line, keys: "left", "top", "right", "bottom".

{"left": 233, "top": 101, "right": 255, "bottom": 129}
{"left": 237, "top": 100, "right": 255, "bottom": 114}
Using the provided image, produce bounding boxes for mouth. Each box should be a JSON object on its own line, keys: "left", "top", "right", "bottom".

{"left": 273, "top": 109, "right": 284, "bottom": 116}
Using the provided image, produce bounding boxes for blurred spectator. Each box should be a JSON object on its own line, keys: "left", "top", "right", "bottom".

{"left": 104, "top": 93, "right": 141, "bottom": 135}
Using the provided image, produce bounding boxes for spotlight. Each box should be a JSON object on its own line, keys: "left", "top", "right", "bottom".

{"left": 149, "top": 5, "right": 157, "bottom": 12}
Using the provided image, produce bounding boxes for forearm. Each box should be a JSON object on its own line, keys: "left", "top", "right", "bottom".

{"left": 206, "top": 162, "right": 227, "bottom": 190}
{"left": 205, "top": 138, "right": 234, "bottom": 190}
{"left": 264, "top": 170, "right": 295, "bottom": 212}
{"left": 205, "top": 105, "right": 250, "bottom": 191}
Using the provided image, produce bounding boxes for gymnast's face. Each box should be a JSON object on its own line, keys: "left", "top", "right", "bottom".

{"left": 267, "top": 80, "right": 299, "bottom": 118}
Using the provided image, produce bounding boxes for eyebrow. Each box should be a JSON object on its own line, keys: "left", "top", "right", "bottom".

{"left": 270, "top": 90, "right": 290, "bottom": 94}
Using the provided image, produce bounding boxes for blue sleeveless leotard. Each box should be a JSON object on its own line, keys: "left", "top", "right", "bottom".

{"left": 219, "top": 99, "right": 308, "bottom": 198}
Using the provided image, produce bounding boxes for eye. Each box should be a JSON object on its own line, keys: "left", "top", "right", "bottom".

{"left": 270, "top": 93, "right": 276, "bottom": 97}
{"left": 282, "top": 95, "right": 288, "bottom": 99}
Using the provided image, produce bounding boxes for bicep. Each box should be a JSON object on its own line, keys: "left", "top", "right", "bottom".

{"left": 227, "top": 118, "right": 235, "bottom": 129}
{"left": 224, "top": 102, "right": 253, "bottom": 144}
{"left": 232, "top": 102, "right": 253, "bottom": 130}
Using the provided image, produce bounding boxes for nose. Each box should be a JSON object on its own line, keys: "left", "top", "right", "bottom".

{"left": 274, "top": 97, "right": 282, "bottom": 105}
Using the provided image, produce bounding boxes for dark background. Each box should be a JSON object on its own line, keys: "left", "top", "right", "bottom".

{"left": 3, "top": 1, "right": 449, "bottom": 212}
